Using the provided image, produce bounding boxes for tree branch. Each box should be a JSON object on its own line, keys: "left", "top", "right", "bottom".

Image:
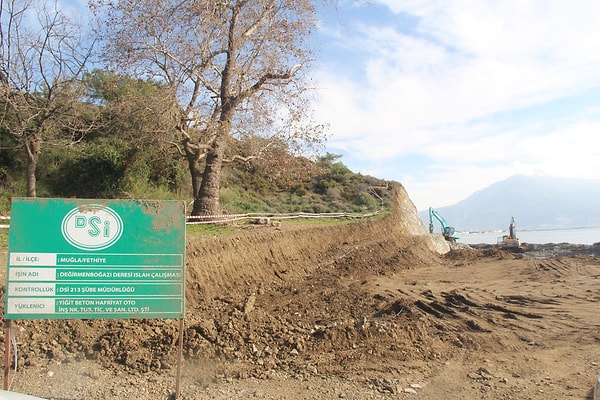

{"left": 235, "top": 63, "right": 303, "bottom": 104}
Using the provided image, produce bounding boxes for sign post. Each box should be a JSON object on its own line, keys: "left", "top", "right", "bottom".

{"left": 4, "top": 198, "right": 186, "bottom": 395}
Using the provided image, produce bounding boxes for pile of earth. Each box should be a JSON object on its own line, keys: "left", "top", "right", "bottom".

{"left": 0, "top": 184, "right": 446, "bottom": 391}
{"left": 469, "top": 242, "right": 600, "bottom": 258}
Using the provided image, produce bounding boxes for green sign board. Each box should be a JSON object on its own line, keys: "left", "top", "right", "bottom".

{"left": 5, "top": 198, "right": 186, "bottom": 319}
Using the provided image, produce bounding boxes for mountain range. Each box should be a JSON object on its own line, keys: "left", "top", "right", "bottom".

{"left": 419, "top": 175, "right": 600, "bottom": 231}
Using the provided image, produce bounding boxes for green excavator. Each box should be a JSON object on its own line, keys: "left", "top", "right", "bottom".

{"left": 428, "top": 207, "right": 461, "bottom": 242}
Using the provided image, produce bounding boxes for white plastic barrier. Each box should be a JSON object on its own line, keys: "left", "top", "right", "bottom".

{"left": 0, "top": 390, "right": 46, "bottom": 400}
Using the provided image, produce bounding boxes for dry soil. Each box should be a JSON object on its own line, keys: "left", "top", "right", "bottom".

{"left": 1, "top": 185, "right": 599, "bottom": 400}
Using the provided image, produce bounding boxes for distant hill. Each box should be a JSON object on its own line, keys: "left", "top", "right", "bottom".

{"left": 420, "top": 175, "right": 600, "bottom": 231}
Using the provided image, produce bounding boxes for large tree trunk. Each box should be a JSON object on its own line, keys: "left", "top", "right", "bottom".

{"left": 193, "top": 128, "right": 227, "bottom": 216}
{"left": 184, "top": 143, "right": 205, "bottom": 215}
{"left": 25, "top": 133, "right": 40, "bottom": 197}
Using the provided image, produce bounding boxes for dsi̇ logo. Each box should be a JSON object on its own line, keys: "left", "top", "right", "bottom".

{"left": 61, "top": 205, "right": 124, "bottom": 251}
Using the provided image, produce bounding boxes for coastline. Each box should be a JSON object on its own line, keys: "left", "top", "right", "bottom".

{"left": 460, "top": 226, "right": 600, "bottom": 245}
{"left": 469, "top": 242, "right": 600, "bottom": 258}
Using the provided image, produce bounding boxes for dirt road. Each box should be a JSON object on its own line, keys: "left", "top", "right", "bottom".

{"left": 2, "top": 185, "right": 599, "bottom": 399}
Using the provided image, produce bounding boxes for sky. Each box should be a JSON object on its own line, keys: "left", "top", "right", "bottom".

{"left": 313, "top": 1, "right": 600, "bottom": 211}
{"left": 57, "top": 0, "right": 600, "bottom": 211}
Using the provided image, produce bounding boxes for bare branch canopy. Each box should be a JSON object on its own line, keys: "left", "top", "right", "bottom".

{"left": 93, "top": 0, "right": 327, "bottom": 216}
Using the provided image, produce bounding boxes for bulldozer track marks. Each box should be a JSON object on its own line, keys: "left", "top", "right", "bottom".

{"left": 531, "top": 258, "right": 572, "bottom": 276}
{"left": 441, "top": 291, "right": 479, "bottom": 308}
{"left": 414, "top": 299, "right": 457, "bottom": 319}
{"left": 496, "top": 294, "right": 560, "bottom": 306}
{"left": 376, "top": 286, "right": 549, "bottom": 344}
{"left": 408, "top": 290, "right": 543, "bottom": 322}
{"left": 527, "top": 256, "right": 599, "bottom": 277}
{"left": 482, "top": 302, "right": 543, "bottom": 319}
{"left": 369, "top": 256, "right": 600, "bottom": 353}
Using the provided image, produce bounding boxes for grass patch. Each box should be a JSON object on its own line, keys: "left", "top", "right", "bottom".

{"left": 0, "top": 229, "right": 7, "bottom": 248}
{"left": 186, "top": 223, "right": 236, "bottom": 238}
{"left": 184, "top": 211, "right": 390, "bottom": 239}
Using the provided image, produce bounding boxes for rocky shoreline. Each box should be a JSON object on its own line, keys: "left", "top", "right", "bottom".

{"left": 470, "top": 241, "right": 600, "bottom": 258}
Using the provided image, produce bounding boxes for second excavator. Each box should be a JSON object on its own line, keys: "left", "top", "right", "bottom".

{"left": 428, "top": 207, "right": 461, "bottom": 242}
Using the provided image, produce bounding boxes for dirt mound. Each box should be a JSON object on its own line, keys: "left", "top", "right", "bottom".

{"left": 471, "top": 242, "right": 600, "bottom": 258}
{"left": 444, "top": 247, "right": 517, "bottom": 263}
{"left": 1, "top": 184, "right": 444, "bottom": 375}
{"left": 184, "top": 183, "right": 443, "bottom": 303}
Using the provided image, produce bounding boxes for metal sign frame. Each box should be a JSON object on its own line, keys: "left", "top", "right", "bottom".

{"left": 3, "top": 198, "right": 186, "bottom": 397}
{"left": 5, "top": 198, "right": 185, "bottom": 319}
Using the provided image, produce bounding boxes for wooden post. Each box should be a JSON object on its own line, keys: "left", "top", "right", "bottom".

{"left": 4, "top": 320, "right": 11, "bottom": 390}
{"left": 175, "top": 318, "right": 184, "bottom": 398}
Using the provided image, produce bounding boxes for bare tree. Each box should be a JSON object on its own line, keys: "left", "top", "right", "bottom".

{"left": 0, "top": 0, "right": 96, "bottom": 197}
{"left": 93, "top": 0, "right": 327, "bottom": 216}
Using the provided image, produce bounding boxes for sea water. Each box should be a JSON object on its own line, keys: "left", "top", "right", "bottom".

{"left": 460, "top": 226, "right": 600, "bottom": 245}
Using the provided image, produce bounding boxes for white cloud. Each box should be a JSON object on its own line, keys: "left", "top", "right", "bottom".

{"left": 399, "top": 120, "right": 600, "bottom": 210}
{"left": 315, "top": 1, "right": 600, "bottom": 209}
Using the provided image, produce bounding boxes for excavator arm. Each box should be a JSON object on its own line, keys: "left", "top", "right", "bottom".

{"left": 429, "top": 207, "right": 461, "bottom": 242}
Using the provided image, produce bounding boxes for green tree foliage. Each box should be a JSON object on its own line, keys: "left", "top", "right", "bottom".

{"left": 34, "top": 70, "right": 186, "bottom": 200}
{"left": 313, "top": 153, "right": 352, "bottom": 193}
{"left": 0, "top": 2, "right": 393, "bottom": 216}
{"left": 46, "top": 140, "right": 125, "bottom": 198}
{"left": 93, "top": 0, "right": 327, "bottom": 216}
{"left": 82, "top": 70, "right": 186, "bottom": 197}
{"left": 218, "top": 149, "right": 391, "bottom": 215}
{"left": 0, "top": 0, "right": 97, "bottom": 197}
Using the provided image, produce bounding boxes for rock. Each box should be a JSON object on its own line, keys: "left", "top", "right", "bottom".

{"left": 195, "top": 319, "right": 219, "bottom": 343}
{"left": 243, "top": 294, "right": 256, "bottom": 314}
{"left": 372, "top": 378, "right": 398, "bottom": 394}
{"left": 477, "top": 367, "right": 494, "bottom": 380}
{"left": 468, "top": 372, "right": 481, "bottom": 380}
{"left": 356, "top": 315, "right": 369, "bottom": 329}
{"left": 306, "top": 365, "right": 318, "bottom": 374}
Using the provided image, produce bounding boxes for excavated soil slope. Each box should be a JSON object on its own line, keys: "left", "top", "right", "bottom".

{"left": 184, "top": 184, "right": 445, "bottom": 304}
